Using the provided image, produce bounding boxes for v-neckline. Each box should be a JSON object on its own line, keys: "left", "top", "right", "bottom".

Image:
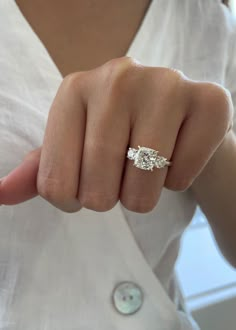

{"left": 12, "top": 0, "right": 155, "bottom": 80}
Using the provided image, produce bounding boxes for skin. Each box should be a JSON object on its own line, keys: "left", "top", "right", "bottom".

{"left": 14, "top": 0, "right": 153, "bottom": 76}
{"left": 1, "top": 1, "right": 236, "bottom": 268}
{"left": 190, "top": 131, "right": 236, "bottom": 268}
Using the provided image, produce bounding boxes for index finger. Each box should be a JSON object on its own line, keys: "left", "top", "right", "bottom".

{"left": 36, "top": 72, "right": 87, "bottom": 212}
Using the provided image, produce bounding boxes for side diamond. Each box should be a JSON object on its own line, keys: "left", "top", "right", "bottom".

{"left": 155, "top": 156, "right": 168, "bottom": 168}
{"left": 127, "top": 148, "right": 137, "bottom": 160}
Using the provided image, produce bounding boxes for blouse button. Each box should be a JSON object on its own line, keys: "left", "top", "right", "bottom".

{"left": 112, "top": 281, "right": 144, "bottom": 315}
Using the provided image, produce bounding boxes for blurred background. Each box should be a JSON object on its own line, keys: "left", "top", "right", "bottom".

{"left": 231, "top": 0, "right": 236, "bottom": 14}
{"left": 176, "top": 207, "right": 236, "bottom": 330}
{"left": 175, "top": 6, "right": 236, "bottom": 329}
{"left": 176, "top": 1, "right": 236, "bottom": 323}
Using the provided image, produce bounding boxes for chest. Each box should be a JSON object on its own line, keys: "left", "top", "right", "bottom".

{"left": 15, "top": 0, "right": 152, "bottom": 77}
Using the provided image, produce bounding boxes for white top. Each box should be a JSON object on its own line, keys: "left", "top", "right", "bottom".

{"left": 0, "top": 0, "right": 236, "bottom": 329}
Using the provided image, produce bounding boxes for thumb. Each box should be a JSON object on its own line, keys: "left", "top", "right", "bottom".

{"left": 0, "top": 147, "right": 42, "bottom": 205}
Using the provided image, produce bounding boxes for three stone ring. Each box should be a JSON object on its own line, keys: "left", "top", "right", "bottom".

{"left": 127, "top": 146, "right": 172, "bottom": 171}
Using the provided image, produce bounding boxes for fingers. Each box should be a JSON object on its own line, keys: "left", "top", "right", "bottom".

{"left": 36, "top": 58, "right": 135, "bottom": 213}
{"left": 1, "top": 58, "right": 232, "bottom": 214}
{"left": 77, "top": 63, "right": 183, "bottom": 213}
{"left": 36, "top": 73, "right": 87, "bottom": 213}
{"left": 120, "top": 78, "right": 186, "bottom": 213}
{"left": 77, "top": 95, "right": 131, "bottom": 211}
{"left": 164, "top": 82, "right": 233, "bottom": 191}
{"left": 0, "top": 148, "right": 41, "bottom": 205}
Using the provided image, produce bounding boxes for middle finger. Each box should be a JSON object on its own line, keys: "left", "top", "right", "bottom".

{"left": 77, "top": 91, "right": 131, "bottom": 211}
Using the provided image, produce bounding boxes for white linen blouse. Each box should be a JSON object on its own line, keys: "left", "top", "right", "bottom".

{"left": 0, "top": 0, "right": 236, "bottom": 329}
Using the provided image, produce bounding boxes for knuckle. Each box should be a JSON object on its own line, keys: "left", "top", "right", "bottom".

{"left": 106, "top": 55, "right": 141, "bottom": 71}
{"left": 63, "top": 71, "right": 86, "bottom": 95}
{"left": 208, "top": 83, "right": 232, "bottom": 110}
{"left": 103, "top": 56, "right": 143, "bottom": 97}
{"left": 148, "top": 67, "right": 187, "bottom": 106}
{"left": 160, "top": 67, "right": 185, "bottom": 82}
{"left": 78, "top": 192, "right": 118, "bottom": 212}
{"left": 37, "top": 177, "right": 81, "bottom": 213}
{"left": 120, "top": 196, "right": 157, "bottom": 213}
{"left": 199, "top": 82, "right": 233, "bottom": 129}
{"left": 37, "top": 177, "right": 64, "bottom": 202}
{"left": 154, "top": 67, "right": 185, "bottom": 87}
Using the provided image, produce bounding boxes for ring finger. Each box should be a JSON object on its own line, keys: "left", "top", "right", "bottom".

{"left": 120, "top": 96, "right": 185, "bottom": 213}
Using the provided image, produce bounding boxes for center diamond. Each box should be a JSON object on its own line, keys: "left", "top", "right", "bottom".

{"left": 134, "top": 147, "right": 158, "bottom": 171}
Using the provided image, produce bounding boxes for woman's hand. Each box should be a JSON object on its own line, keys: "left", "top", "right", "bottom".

{"left": 0, "top": 56, "right": 233, "bottom": 213}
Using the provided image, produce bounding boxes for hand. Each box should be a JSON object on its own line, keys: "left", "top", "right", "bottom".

{"left": 0, "top": 56, "right": 233, "bottom": 213}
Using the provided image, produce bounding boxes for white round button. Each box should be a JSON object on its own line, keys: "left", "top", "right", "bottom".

{"left": 112, "top": 281, "right": 144, "bottom": 315}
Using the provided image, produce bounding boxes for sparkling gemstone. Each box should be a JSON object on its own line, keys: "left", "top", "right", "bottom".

{"left": 127, "top": 148, "right": 137, "bottom": 160}
{"left": 155, "top": 156, "right": 167, "bottom": 168}
{"left": 134, "top": 147, "right": 158, "bottom": 171}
